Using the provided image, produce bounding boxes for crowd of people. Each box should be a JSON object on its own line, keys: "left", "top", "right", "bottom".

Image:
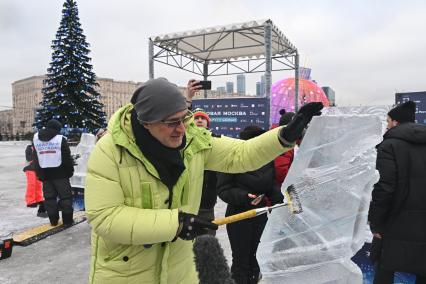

{"left": 23, "top": 77, "right": 426, "bottom": 284}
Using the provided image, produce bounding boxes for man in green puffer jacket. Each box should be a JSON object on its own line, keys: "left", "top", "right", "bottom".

{"left": 85, "top": 78, "right": 323, "bottom": 284}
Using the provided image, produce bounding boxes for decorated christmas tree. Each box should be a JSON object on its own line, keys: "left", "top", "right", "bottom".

{"left": 34, "top": 0, "right": 106, "bottom": 133}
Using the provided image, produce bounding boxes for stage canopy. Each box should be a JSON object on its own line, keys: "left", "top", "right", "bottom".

{"left": 149, "top": 19, "right": 301, "bottom": 108}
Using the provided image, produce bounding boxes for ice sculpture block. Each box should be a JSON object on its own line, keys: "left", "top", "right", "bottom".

{"left": 258, "top": 115, "right": 382, "bottom": 284}
{"left": 322, "top": 105, "right": 391, "bottom": 133}
{"left": 70, "top": 133, "right": 96, "bottom": 188}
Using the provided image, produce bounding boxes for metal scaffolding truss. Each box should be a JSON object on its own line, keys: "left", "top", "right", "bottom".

{"left": 149, "top": 19, "right": 301, "bottom": 109}
{"left": 151, "top": 51, "right": 297, "bottom": 77}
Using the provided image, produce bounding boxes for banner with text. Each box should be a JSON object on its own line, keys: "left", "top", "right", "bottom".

{"left": 192, "top": 97, "right": 270, "bottom": 138}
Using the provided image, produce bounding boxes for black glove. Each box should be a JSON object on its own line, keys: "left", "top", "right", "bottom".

{"left": 280, "top": 102, "right": 323, "bottom": 143}
{"left": 176, "top": 212, "right": 218, "bottom": 240}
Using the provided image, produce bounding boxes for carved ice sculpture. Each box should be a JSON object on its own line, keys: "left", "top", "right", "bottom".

{"left": 258, "top": 114, "right": 383, "bottom": 284}
{"left": 70, "top": 133, "right": 96, "bottom": 189}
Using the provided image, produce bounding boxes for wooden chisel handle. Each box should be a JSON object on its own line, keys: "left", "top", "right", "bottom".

{"left": 212, "top": 209, "right": 257, "bottom": 226}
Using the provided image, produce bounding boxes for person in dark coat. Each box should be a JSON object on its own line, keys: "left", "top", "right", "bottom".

{"left": 217, "top": 125, "right": 284, "bottom": 284}
{"left": 368, "top": 101, "right": 426, "bottom": 283}
{"left": 23, "top": 144, "right": 47, "bottom": 217}
{"left": 193, "top": 108, "right": 218, "bottom": 236}
{"left": 33, "top": 119, "right": 75, "bottom": 226}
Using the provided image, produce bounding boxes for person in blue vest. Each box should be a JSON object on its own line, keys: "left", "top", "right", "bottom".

{"left": 33, "top": 119, "right": 74, "bottom": 226}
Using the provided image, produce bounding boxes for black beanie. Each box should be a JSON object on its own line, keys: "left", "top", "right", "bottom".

{"left": 239, "top": 125, "right": 265, "bottom": 140}
{"left": 46, "top": 119, "right": 62, "bottom": 133}
{"left": 388, "top": 101, "right": 416, "bottom": 123}
{"left": 278, "top": 109, "right": 295, "bottom": 126}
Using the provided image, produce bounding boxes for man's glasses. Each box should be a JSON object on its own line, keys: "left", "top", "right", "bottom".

{"left": 159, "top": 111, "right": 193, "bottom": 128}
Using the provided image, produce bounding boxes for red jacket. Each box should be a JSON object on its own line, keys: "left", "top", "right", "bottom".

{"left": 274, "top": 148, "right": 294, "bottom": 185}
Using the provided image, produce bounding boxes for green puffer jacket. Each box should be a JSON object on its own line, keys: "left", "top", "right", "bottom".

{"left": 85, "top": 104, "right": 292, "bottom": 284}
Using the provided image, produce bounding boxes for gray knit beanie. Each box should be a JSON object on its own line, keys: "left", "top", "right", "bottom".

{"left": 131, "top": 78, "right": 187, "bottom": 124}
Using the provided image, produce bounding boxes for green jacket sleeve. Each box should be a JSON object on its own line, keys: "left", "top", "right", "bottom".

{"left": 205, "top": 126, "right": 293, "bottom": 173}
{"left": 85, "top": 139, "right": 179, "bottom": 245}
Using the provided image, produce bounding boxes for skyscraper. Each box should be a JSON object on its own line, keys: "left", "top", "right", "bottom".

{"left": 260, "top": 75, "right": 266, "bottom": 96}
{"left": 256, "top": 82, "right": 261, "bottom": 96}
{"left": 236, "top": 74, "right": 246, "bottom": 95}
{"left": 216, "top": 86, "right": 226, "bottom": 95}
{"left": 322, "top": 86, "right": 336, "bottom": 106}
{"left": 226, "top": 82, "right": 234, "bottom": 94}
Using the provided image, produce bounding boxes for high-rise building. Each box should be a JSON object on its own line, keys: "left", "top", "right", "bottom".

{"left": 299, "top": 67, "right": 312, "bottom": 80}
{"left": 322, "top": 86, "right": 336, "bottom": 106}
{"left": 260, "top": 75, "right": 266, "bottom": 96}
{"left": 236, "top": 75, "right": 246, "bottom": 95}
{"left": 216, "top": 86, "right": 226, "bottom": 95}
{"left": 226, "top": 82, "right": 234, "bottom": 94}
{"left": 256, "top": 82, "right": 261, "bottom": 96}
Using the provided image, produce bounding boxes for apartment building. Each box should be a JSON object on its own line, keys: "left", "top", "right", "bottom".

{"left": 11, "top": 75, "right": 143, "bottom": 135}
{"left": 0, "top": 109, "right": 13, "bottom": 135}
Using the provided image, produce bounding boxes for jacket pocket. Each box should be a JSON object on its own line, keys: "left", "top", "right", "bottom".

{"left": 102, "top": 243, "right": 133, "bottom": 274}
{"left": 104, "top": 244, "right": 130, "bottom": 262}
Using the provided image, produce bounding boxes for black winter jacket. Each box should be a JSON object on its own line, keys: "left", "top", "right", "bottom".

{"left": 199, "top": 170, "right": 217, "bottom": 210}
{"left": 23, "top": 144, "right": 36, "bottom": 172}
{"left": 33, "top": 129, "right": 74, "bottom": 182}
{"left": 368, "top": 122, "right": 426, "bottom": 275}
{"left": 217, "top": 162, "right": 283, "bottom": 216}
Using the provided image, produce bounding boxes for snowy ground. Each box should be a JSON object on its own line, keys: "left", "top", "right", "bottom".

{"left": 0, "top": 141, "right": 231, "bottom": 283}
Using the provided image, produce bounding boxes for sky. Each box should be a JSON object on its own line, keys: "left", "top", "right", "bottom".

{"left": 1, "top": 0, "right": 425, "bottom": 110}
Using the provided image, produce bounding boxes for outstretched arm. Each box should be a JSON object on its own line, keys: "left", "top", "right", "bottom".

{"left": 204, "top": 102, "right": 323, "bottom": 174}
{"left": 185, "top": 79, "right": 202, "bottom": 109}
